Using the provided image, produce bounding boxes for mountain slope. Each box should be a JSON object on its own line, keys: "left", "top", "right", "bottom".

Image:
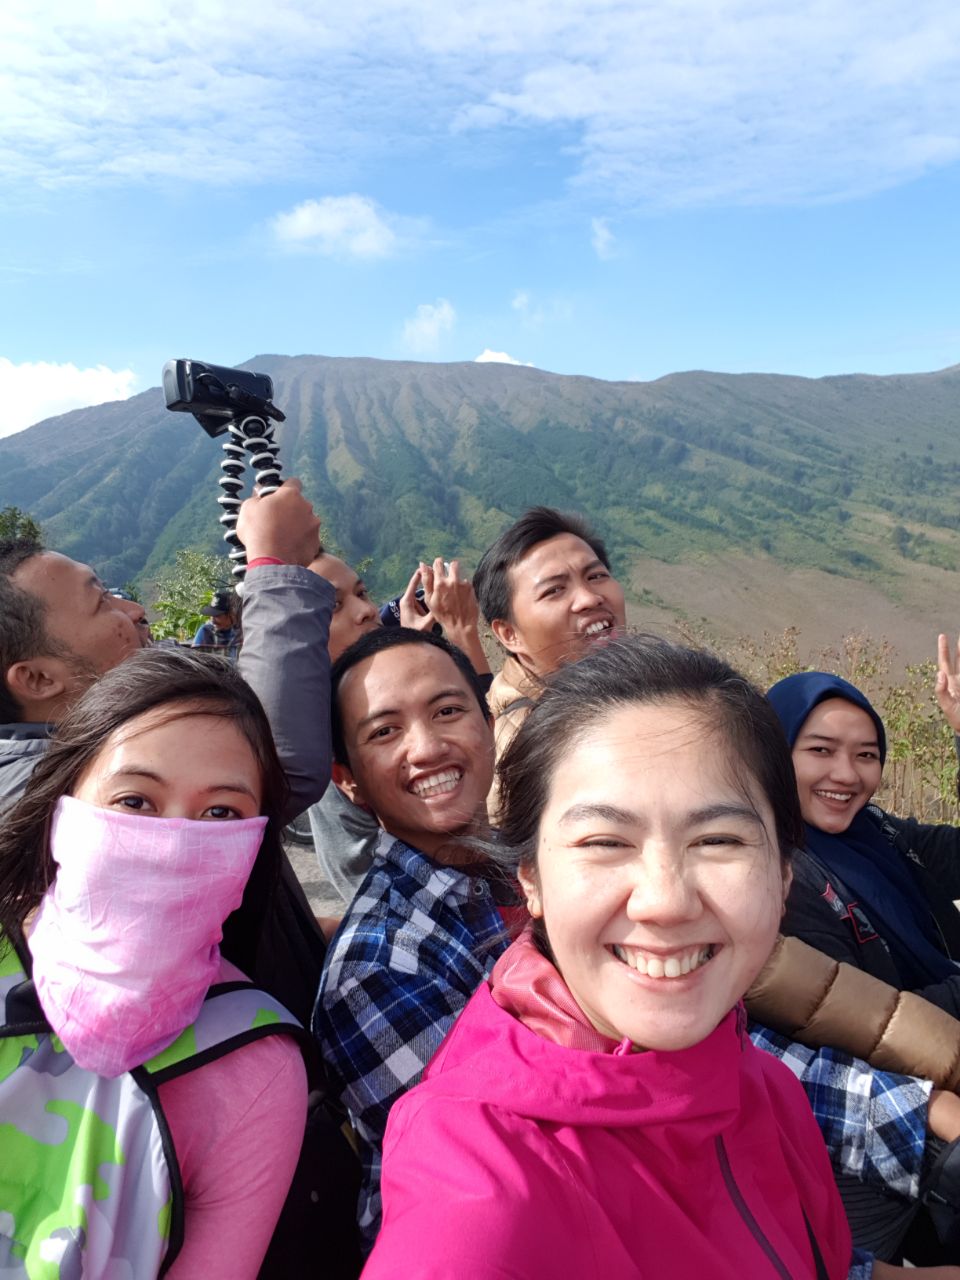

{"left": 1, "top": 356, "right": 958, "bottom": 645}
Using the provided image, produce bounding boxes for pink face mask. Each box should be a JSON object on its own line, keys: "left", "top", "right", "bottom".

{"left": 29, "top": 794, "right": 268, "bottom": 1077}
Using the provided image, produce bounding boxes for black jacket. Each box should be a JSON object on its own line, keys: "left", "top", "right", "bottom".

{"left": 784, "top": 807, "right": 960, "bottom": 1017}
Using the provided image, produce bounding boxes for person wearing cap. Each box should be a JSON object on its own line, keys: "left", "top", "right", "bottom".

{"left": 192, "top": 588, "right": 240, "bottom": 654}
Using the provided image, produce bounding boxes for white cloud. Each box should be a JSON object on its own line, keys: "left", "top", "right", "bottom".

{"left": 591, "top": 216, "right": 614, "bottom": 259}
{"left": 507, "top": 289, "right": 574, "bottom": 329}
{"left": 271, "top": 195, "right": 398, "bottom": 258}
{"left": 474, "top": 348, "right": 533, "bottom": 366}
{"left": 402, "top": 299, "right": 456, "bottom": 353}
{"left": 3, "top": 2, "right": 960, "bottom": 207}
{"left": 0, "top": 358, "right": 137, "bottom": 437}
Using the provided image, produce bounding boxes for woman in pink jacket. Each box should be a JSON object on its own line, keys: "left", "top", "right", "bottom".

{"left": 364, "top": 635, "right": 940, "bottom": 1280}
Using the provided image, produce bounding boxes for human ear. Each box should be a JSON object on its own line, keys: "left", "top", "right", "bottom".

{"left": 5, "top": 658, "right": 71, "bottom": 712}
{"left": 490, "top": 617, "right": 520, "bottom": 656}
{"left": 517, "top": 861, "right": 542, "bottom": 918}
{"left": 332, "top": 760, "right": 367, "bottom": 810}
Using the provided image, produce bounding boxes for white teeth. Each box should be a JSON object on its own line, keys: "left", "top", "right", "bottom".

{"left": 411, "top": 769, "right": 462, "bottom": 798}
{"left": 610, "top": 944, "right": 715, "bottom": 979}
{"left": 585, "top": 620, "right": 611, "bottom": 637}
{"left": 815, "top": 790, "right": 853, "bottom": 802}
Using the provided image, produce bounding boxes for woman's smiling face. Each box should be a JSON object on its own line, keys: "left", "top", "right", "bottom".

{"left": 519, "top": 699, "right": 788, "bottom": 1051}
{"left": 791, "top": 698, "right": 883, "bottom": 834}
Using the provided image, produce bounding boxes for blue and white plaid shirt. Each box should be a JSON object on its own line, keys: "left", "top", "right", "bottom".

{"left": 313, "top": 835, "right": 510, "bottom": 1249}
{"left": 751, "top": 1023, "right": 932, "bottom": 1280}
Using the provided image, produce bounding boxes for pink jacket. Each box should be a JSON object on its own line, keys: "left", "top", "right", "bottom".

{"left": 364, "top": 933, "right": 852, "bottom": 1280}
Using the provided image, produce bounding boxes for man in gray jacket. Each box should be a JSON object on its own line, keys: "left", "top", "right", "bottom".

{"left": 0, "top": 538, "right": 152, "bottom": 804}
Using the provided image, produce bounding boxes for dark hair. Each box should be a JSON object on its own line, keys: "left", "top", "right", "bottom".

{"left": 494, "top": 634, "right": 803, "bottom": 879}
{"left": 0, "top": 538, "right": 53, "bottom": 723}
{"left": 0, "top": 647, "right": 289, "bottom": 983}
{"left": 473, "top": 507, "right": 612, "bottom": 627}
{"left": 330, "top": 626, "right": 490, "bottom": 765}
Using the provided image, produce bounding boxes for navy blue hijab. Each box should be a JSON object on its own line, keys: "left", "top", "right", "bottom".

{"left": 767, "top": 671, "right": 955, "bottom": 989}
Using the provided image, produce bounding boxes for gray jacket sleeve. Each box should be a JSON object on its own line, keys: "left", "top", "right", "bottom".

{"left": 308, "top": 784, "right": 382, "bottom": 904}
{"left": 0, "top": 735, "right": 50, "bottom": 811}
{"left": 238, "top": 564, "right": 334, "bottom": 824}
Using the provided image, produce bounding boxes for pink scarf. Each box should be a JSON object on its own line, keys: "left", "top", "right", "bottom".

{"left": 29, "top": 795, "right": 267, "bottom": 1077}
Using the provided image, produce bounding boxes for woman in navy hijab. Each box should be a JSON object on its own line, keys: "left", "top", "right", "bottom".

{"left": 768, "top": 644, "right": 960, "bottom": 1014}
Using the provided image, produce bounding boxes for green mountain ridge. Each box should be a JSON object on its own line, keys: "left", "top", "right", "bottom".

{"left": 1, "top": 355, "right": 958, "bottom": 630}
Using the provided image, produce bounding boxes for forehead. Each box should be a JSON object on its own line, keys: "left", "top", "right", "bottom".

{"left": 550, "top": 700, "right": 706, "bottom": 776}
{"left": 798, "top": 697, "right": 879, "bottom": 742}
{"left": 95, "top": 706, "right": 257, "bottom": 761}
{"left": 12, "top": 551, "right": 96, "bottom": 606}
{"left": 508, "top": 533, "right": 600, "bottom": 590}
{"left": 544, "top": 700, "right": 768, "bottom": 812}
{"left": 338, "top": 645, "right": 471, "bottom": 717}
{"left": 311, "top": 553, "right": 360, "bottom": 593}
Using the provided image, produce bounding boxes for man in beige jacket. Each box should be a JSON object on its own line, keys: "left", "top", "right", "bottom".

{"left": 474, "top": 506, "right": 627, "bottom": 764}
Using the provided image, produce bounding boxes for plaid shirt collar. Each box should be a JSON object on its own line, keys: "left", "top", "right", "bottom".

{"left": 371, "top": 829, "right": 485, "bottom": 906}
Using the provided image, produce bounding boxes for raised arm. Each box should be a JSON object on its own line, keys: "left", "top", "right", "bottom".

{"left": 236, "top": 481, "right": 333, "bottom": 824}
{"left": 399, "top": 558, "right": 491, "bottom": 675}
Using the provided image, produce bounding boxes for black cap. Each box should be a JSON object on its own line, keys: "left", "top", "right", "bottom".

{"left": 199, "top": 589, "right": 236, "bottom": 616}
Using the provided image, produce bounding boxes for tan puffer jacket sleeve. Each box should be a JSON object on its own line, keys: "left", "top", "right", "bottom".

{"left": 486, "top": 658, "right": 542, "bottom": 824}
{"left": 746, "top": 934, "right": 960, "bottom": 1090}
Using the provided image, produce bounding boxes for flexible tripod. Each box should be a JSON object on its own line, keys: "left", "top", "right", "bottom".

{"left": 216, "top": 411, "right": 284, "bottom": 578}
{"left": 163, "top": 359, "right": 286, "bottom": 581}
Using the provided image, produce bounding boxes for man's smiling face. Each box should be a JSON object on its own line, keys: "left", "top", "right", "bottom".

{"left": 492, "top": 533, "right": 626, "bottom": 677}
{"left": 333, "top": 643, "right": 494, "bottom": 860}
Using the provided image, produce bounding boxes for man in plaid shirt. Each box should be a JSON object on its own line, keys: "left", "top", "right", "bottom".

{"left": 313, "top": 627, "right": 515, "bottom": 1249}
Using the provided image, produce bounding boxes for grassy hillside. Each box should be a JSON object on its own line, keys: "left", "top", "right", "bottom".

{"left": 1, "top": 355, "right": 959, "bottom": 649}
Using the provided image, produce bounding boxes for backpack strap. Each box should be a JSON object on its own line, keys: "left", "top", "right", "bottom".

{"left": 133, "top": 982, "right": 310, "bottom": 1278}
{"left": 139, "top": 981, "right": 309, "bottom": 1086}
{"left": 868, "top": 804, "right": 924, "bottom": 866}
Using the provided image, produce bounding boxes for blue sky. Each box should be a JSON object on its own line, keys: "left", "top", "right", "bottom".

{"left": 1, "top": 0, "right": 959, "bottom": 435}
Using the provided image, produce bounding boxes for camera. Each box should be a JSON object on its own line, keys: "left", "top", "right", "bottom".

{"left": 162, "top": 359, "right": 283, "bottom": 437}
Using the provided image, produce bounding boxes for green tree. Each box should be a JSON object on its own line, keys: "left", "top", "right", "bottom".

{"left": 0, "top": 506, "right": 42, "bottom": 544}
{"left": 146, "top": 549, "right": 233, "bottom": 642}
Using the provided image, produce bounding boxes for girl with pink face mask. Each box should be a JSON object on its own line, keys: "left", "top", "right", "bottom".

{"left": 0, "top": 649, "right": 352, "bottom": 1279}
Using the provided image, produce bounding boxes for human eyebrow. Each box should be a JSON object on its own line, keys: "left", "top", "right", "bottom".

{"left": 799, "top": 732, "right": 879, "bottom": 750}
{"left": 87, "top": 575, "right": 106, "bottom": 608}
{"left": 355, "top": 707, "right": 401, "bottom": 731}
{"left": 104, "top": 767, "right": 164, "bottom": 785}
{"left": 355, "top": 687, "right": 469, "bottom": 730}
{"left": 427, "top": 687, "right": 470, "bottom": 705}
{"left": 104, "top": 768, "right": 258, "bottom": 800}
{"left": 557, "top": 803, "right": 638, "bottom": 827}
{"left": 533, "top": 570, "right": 571, "bottom": 589}
{"left": 557, "top": 801, "right": 765, "bottom": 829}
{"left": 684, "top": 803, "right": 766, "bottom": 829}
